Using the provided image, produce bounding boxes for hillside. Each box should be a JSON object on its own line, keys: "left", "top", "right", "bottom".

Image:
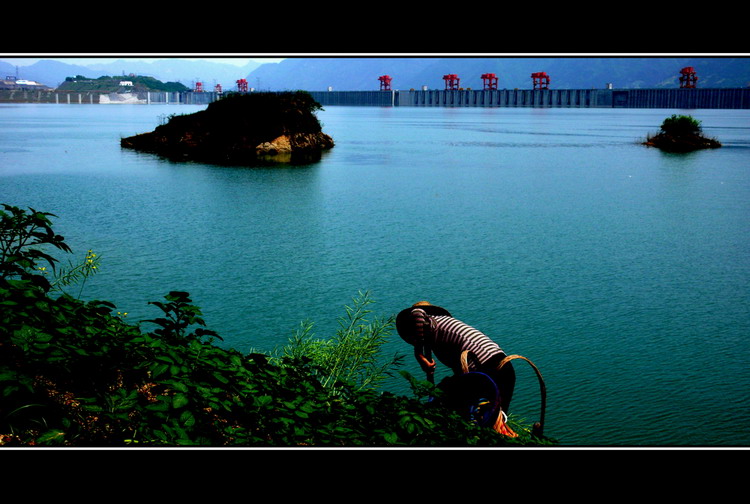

{"left": 56, "top": 75, "right": 189, "bottom": 93}
{"left": 2, "top": 57, "right": 749, "bottom": 93}
{"left": 0, "top": 58, "right": 261, "bottom": 90}
{"left": 246, "top": 57, "right": 750, "bottom": 91}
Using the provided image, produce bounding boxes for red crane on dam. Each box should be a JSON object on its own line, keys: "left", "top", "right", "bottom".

{"left": 531, "top": 72, "right": 550, "bottom": 90}
{"left": 680, "top": 67, "right": 698, "bottom": 88}
{"left": 236, "top": 79, "right": 248, "bottom": 92}
{"left": 378, "top": 75, "right": 392, "bottom": 91}
{"left": 481, "top": 73, "right": 498, "bottom": 90}
{"left": 443, "top": 74, "right": 461, "bottom": 90}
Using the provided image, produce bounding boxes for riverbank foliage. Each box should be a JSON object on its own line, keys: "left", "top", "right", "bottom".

{"left": 0, "top": 204, "right": 551, "bottom": 447}
{"left": 644, "top": 114, "right": 722, "bottom": 152}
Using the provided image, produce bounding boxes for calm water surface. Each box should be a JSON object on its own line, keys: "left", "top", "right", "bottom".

{"left": 2, "top": 103, "right": 749, "bottom": 447}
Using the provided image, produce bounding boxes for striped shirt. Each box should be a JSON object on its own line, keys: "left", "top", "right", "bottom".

{"left": 410, "top": 307, "right": 505, "bottom": 374}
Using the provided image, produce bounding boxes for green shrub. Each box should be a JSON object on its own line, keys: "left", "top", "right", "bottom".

{"left": 274, "top": 291, "right": 404, "bottom": 395}
{"left": 659, "top": 114, "right": 702, "bottom": 137}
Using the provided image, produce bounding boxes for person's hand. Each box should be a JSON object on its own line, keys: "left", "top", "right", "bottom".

{"left": 417, "top": 354, "right": 436, "bottom": 374}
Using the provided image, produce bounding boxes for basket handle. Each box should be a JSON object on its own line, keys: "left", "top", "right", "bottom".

{"left": 460, "top": 350, "right": 547, "bottom": 437}
{"left": 498, "top": 354, "right": 547, "bottom": 437}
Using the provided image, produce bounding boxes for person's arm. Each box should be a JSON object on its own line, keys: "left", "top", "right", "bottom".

{"left": 415, "top": 349, "right": 436, "bottom": 373}
{"left": 412, "top": 308, "right": 436, "bottom": 378}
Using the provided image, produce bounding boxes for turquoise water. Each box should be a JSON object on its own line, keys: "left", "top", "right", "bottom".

{"left": 2, "top": 103, "right": 749, "bottom": 446}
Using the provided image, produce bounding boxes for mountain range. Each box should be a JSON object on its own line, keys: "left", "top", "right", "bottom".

{"left": 0, "top": 58, "right": 264, "bottom": 90}
{"left": 2, "top": 57, "right": 749, "bottom": 92}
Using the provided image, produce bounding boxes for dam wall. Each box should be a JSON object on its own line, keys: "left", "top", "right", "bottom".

{"left": 391, "top": 89, "right": 613, "bottom": 107}
{"left": 2, "top": 88, "right": 748, "bottom": 109}
{"left": 0, "top": 90, "right": 222, "bottom": 105}
{"left": 310, "top": 88, "right": 750, "bottom": 109}
{"left": 307, "top": 90, "right": 396, "bottom": 107}
{"left": 611, "top": 88, "right": 750, "bottom": 109}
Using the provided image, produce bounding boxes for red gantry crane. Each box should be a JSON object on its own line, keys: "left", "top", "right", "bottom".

{"left": 679, "top": 67, "right": 698, "bottom": 88}
{"left": 481, "top": 73, "right": 498, "bottom": 90}
{"left": 378, "top": 75, "right": 392, "bottom": 91}
{"left": 236, "top": 78, "right": 248, "bottom": 92}
{"left": 531, "top": 72, "right": 550, "bottom": 90}
{"left": 443, "top": 74, "right": 460, "bottom": 90}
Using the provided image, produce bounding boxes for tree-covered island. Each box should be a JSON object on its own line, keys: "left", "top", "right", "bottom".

{"left": 120, "top": 91, "right": 335, "bottom": 165}
{"left": 644, "top": 114, "right": 722, "bottom": 152}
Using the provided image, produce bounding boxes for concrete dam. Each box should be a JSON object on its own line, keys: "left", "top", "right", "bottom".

{"left": 307, "top": 88, "right": 750, "bottom": 109}
{"left": 2, "top": 87, "right": 749, "bottom": 109}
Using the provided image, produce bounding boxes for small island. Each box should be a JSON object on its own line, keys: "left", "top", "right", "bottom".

{"left": 643, "top": 114, "right": 721, "bottom": 153}
{"left": 121, "top": 91, "right": 334, "bottom": 165}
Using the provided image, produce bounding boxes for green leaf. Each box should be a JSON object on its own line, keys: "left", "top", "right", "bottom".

{"left": 180, "top": 410, "right": 196, "bottom": 427}
{"left": 145, "top": 400, "right": 170, "bottom": 412}
{"left": 172, "top": 393, "right": 189, "bottom": 409}
{"left": 212, "top": 371, "right": 229, "bottom": 384}
{"left": 151, "top": 363, "right": 169, "bottom": 377}
{"left": 169, "top": 381, "right": 189, "bottom": 393}
{"left": 253, "top": 395, "right": 273, "bottom": 407}
{"left": 37, "top": 429, "right": 66, "bottom": 445}
{"left": 0, "top": 370, "right": 16, "bottom": 382}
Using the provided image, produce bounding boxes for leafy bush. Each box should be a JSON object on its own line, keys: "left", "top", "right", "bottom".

{"left": 0, "top": 204, "right": 71, "bottom": 289}
{"left": 659, "top": 114, "right": 702, "bottom": 137}
{"left": 0, "top": 204, "right": 553, "bottom": 447}
{"left": 644, "top": 114, "right": 721, "bottom": 152}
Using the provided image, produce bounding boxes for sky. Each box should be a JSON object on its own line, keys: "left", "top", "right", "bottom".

{"left": 1, "top": 57, "right": 286, "bottom": 67}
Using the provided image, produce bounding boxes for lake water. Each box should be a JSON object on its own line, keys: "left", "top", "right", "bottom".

{"left": 2, "top": 102, "right": 749, "bottom": 447}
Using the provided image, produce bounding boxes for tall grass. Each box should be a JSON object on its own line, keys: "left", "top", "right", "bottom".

{"left": 276, "top": 291, "right": 404, "bottom": 394}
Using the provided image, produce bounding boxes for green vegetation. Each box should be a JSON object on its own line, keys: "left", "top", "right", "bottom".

{"left": 274, "top": 293, "right": 404, "bottom": 395}
{"left": 644, "top": 114, "right": 722, "bottom": 152}
{"left": 1, "top": 204, "right": 553, "bottom": 447}
{"left": 659, "top": 114, "right": 703, "bottom": 137}
{"left": 58, "top": 75, "right": 188, "bottom": 93}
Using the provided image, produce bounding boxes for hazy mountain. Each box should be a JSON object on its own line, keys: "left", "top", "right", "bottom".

{"left": 85, "top": 59, "right": 262, "bottom": 90}
{"left": 0, "top": 58, "right": 262, "bottom": 89}
{"left": 246, "top": 57, "right": 750, "bottom": 91}
{"left": 1, "top": 59, "right": 94, "bottom": 87}
{"left": 2, "top": 57, "right": 748, "bottom": 92}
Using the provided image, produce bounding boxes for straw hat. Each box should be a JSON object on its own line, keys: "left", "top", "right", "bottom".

{"left": 409, "top": 301, "right": 452, "bottom": 317}
{"left": 396, "top": 301, "right": 452, "bottom": 343}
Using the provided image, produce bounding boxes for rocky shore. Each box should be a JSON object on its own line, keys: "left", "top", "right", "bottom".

{"left": 120, "top": 91, "right": 334, "bottom": 165}
{"left": 643, "top": 132, "right": 722, "bottom": 153}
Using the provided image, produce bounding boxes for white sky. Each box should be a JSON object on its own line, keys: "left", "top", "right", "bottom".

{"left": 1, "top": 57, "right": 286, "bottom": 67}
